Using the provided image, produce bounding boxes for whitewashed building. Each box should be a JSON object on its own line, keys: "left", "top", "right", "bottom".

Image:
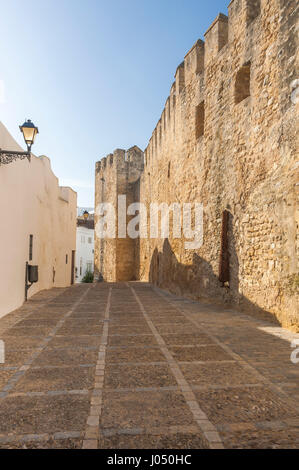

{"left": 75, "top": 214, "right": 94, "bottom": 282}
{"left": 0, "top": 121, "right": 77, "bottom": 318}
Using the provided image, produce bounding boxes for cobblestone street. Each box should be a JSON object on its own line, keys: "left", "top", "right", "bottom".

{"left": 0, "top": 283, "right": 298, "bottom": 449}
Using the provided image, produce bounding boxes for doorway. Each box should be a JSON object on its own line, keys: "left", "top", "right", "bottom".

{"left": 71, "top": 251, "right": 75, "bottom": 285}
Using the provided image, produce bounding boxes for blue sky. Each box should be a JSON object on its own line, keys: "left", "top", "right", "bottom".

{"left": 0, "top": 0, "right": 228, "bottom": 206}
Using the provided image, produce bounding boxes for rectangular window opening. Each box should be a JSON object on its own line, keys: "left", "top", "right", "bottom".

{"left": 195, "top": 101, "right": 205, "bottom": 139}
{"left": 235, "top": 63, "right": 251, "bottom": 104}
{"left": 219, "top": 210, "right": 230, "bottom": 286}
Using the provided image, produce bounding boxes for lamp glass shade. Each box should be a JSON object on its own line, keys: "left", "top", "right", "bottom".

{"left": 20, "top": 120, "right": 39, "bottom": 149}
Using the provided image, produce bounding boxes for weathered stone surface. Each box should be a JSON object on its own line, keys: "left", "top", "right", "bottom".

{"left": 95, "top": 0, "right": 298, "bottom": 331}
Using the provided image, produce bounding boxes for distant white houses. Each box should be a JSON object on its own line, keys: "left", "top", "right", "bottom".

{"left": 75, "top": 211, "right": 94, "bottom": 283}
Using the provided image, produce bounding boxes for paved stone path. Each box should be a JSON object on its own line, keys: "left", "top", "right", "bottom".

{"left": 0, "top": 283, "right": 298, "bottom": 449}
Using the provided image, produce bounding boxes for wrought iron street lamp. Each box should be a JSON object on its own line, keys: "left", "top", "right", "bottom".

{"left": 19, "top": 119, "right": 39, "bottom": 152}
{"left": 0, "top": 119, "right": 39, "bottom": 165}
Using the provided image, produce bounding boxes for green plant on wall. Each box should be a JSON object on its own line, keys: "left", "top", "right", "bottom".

{"left": 82, "top": 270, "right": 94, "bottom": 283}
{"left": 287, "top": 273, "right": 299, "bottom": 294}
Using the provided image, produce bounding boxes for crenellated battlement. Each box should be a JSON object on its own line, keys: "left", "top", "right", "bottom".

{"left": 204, "top": 13, "right": 228, "bottom": 57}
{"left": 95, "top": 146, "right": 144, "bottom": 177}
{"left": 184, "top": 40, "right": 205, "bottom": 84}
{"left": 144, "top": 0, "right": 264, "bottom": 165}
{"left": 175, "top": 62, "right": 185, "bottom": 94}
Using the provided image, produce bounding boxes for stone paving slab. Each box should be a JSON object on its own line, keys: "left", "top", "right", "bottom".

{"left": 162, "top": 333, "right": 213, "bottom": 346}
{"left": 154, "top": 324, "right": 198, "bottom": 335}
{"left": 2, "top": 336, "right": 47, "bottom": 351}
{"left": 14, "top": 319, "right": 59, "bottom": 328}
{"left": 181, "top": 362, "right": 259, "bottom": 387}
{"left": 0, "top": 370, "right": 16, "bottom": 390}
{"left": 104, "top": 364, "right": 177, "bottom": 389}
{"left": 0, "top": 438, "right": 83, "bottom": 449}
{"left": 106, "top": 347, "right": 167, "bottom": 364}
{"left": 109, "top": 312, "right": 143, "bottom": 317}
{"left": 0, "top": 282, "right": 298, "bottom": 449}
{"left": 47, "top": 335, "right": 101, "bottom": 350}
{"left": 1, "top": 350, "right": 35, "bottom": 367}
{"left": 98, "top": 432, "right": 207, "bottom": 449}
{"left": 151, "top": 317, "right": 188, "bottom": 325}
{"left": 4, "top": 327, "right": 53, "bottom": 337}
{"left": 14, "top": 366, "right": 96, "bottom": 392}
{"left": 0, "top": 395, "right": 90, "bottom": 434}
{"left": 168, "top": 345, "right": 232, "bottom": 362}
{"left": 101, "top": 390, "right": 195, "bottom": 429}
{"left": 193, "top": 386, "right": 297, "bottom": 424}
{"left": 62, "top": 318, "right": 103, "bottom": 328}
{"left": 220, "top": 427, "right": 299, "bottom": 449}
{"left": 109, "top": 318, "right": 149, "bottom": 326}
{"left": 252, "top": 363, "right": 299, "bottom": 382}
{"left": 31, "top": 348, "right": 99, "bottom": 367}
{"left": 109, "top": 325, "right": 152, "bottom": 335}
{"left": 69, "top": 313, "right": 105, "bottom": 320}
{"left": 57, "top": 325, "right": 103, "bottom": 336}
{"left": 108, "top": 334, "right": 158, "bottom": 347}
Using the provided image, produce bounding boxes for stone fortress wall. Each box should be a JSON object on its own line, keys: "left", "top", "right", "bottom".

{"left": 95, "top": 0, "right": 298, "bottom": 331}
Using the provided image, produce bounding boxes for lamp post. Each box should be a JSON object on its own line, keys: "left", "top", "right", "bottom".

{"left": 0, "top": 119, "right": 39, "bottom": 165}
{"left": 19, "top": 119, "right": 39, "bottom": 152}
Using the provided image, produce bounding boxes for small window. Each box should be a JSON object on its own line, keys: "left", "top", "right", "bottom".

{"left": 235, "top": 63, "right": 251, "bottom": 104}
{"left": 66, "top": 254, "right": 68, "bottom": 264}
{"left": 195, "top": 102, "right": 205, "bottom": 138}
{"left": 246, "top": 0, "right": 260, "bottom": 25}
{"left": 168, "top": 162, "right": 171, "bottom": 178}
{"left": 86, "top": 262, "right": 93, "bottom": 272}
{"left": 29, "top": 235, "right": 33, "bottom": 261}
{"left": 88, "top": 237, "right": 92, "bottom": 244}
{"left": 219, "top": 210, "right": 230, "bottom": 285}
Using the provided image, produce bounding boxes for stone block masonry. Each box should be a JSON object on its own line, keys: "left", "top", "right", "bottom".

{"left": 94, "top": 147, "right": 144, "bottom": 283}
{"left": 95, "top": 0, "right": 299, "bottom": 332}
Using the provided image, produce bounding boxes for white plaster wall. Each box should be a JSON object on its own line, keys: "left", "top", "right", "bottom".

{"left": 0, "top": 121, "right": 77, "bottom": 318}
{"left": 75, "top": 226, "right": 94, "bottom": 283}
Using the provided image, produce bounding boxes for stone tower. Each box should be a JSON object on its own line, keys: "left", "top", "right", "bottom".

{"left": 94, "top": 146, "right": 144, "bottom": 282}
